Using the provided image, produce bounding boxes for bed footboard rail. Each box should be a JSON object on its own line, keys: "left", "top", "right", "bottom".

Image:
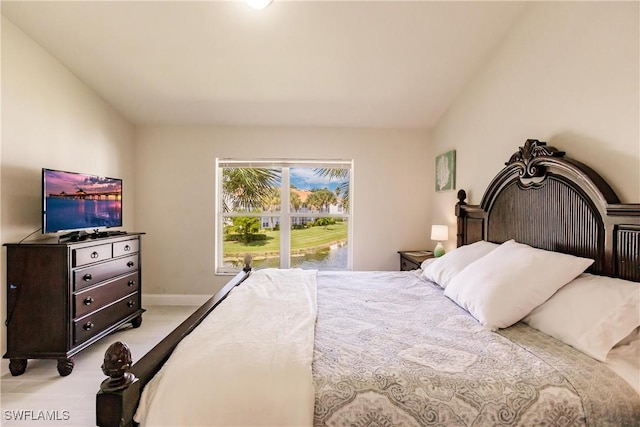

{"left": 96, "top": 268, "right": 252, "bottom": 427}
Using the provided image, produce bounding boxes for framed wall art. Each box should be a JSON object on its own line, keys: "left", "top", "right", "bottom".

{"left": 435, "top": 150, "right": 456, "bottom": 192}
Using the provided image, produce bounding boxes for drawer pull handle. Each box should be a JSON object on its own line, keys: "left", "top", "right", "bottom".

{"left": 90, "top": 251, "right": 99, "bottom": 259}
{"left": 127, "top": 261, "right": 135, "bottom": 268}
{"left": 84, "top": 297, "right": 94, "bottom": 306}
{"left": 127, "top": 280, "right": 135, "bottom": 287}
{"left": 83, "top": 322, "right": 94, "bottom": 331}
{"left": 83, "top": 274, "right": 93, "bottom": 282}
{"left": 127, "top": 300, "right": 135, "bottom": 308}
{"left": 124, "top": 245, "right": 131, "bottom": 252}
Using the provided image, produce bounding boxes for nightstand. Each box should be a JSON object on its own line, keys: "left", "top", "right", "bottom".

{"left": 398, "top": 250, "right": 434, "bottom": 271}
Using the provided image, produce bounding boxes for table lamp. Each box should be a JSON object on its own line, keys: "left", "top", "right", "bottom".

{"left": 431, "top": 225, "right": 448, "bottom": 257}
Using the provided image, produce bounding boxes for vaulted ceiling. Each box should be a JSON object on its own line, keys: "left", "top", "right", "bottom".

{"left": 2, "top": 1, "right": 526, "bottom": 129}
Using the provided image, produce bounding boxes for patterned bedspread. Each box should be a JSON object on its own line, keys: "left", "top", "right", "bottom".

{"left": 313, "top": 271, "right": 640, "bottom": 426}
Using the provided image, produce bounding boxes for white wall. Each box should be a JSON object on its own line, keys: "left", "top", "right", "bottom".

{"left": 1, "top": 18, "right": 135, "bottom": 354}
{"left": 431, "top": 1, "right": 640, "bottom": 250}
{"left": 134, "top": 125, "right": 432, "bottom": 295}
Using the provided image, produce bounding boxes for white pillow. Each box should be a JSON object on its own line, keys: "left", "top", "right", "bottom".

{"left": 421, "top": 240, "right": 499, "bottom": 289}
{"left": 420, "top": 257, "right": 437, "bottom": 270}
{"left": 522, "top": 273, "right": 640, "bottom": 362}
{"left": 444, "top": 240, "right": 594, "bottom": 331}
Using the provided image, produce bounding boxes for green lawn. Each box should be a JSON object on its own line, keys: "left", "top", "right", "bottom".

{"left": 224, "top": 221, "right": 348, "bottom": 257}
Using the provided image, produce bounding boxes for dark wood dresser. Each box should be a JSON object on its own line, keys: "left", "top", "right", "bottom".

{"left": 3, "top": 233, "right": 144, "bottom": 376}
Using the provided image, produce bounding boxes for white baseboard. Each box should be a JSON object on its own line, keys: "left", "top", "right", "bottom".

{"left": 142, "top": 293, "right": 211, "bottom": 306}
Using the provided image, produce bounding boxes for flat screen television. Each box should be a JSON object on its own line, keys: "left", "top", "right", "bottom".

{"left": 42, "top": 168, "right": 123, "bottom": 234}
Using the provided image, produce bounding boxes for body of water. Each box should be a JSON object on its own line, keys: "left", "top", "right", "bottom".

{"left": 45, "top": 198, "right": 122, "bottom": 232}
{"left": 250, "top": 243, "right": 348, "bottom": 270}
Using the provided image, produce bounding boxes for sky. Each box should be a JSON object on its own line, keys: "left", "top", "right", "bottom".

{"left": 44, "top": 169, "right": 122, "bottom": 195}
{"left": 290, "top": 168, "right": 347, "bottom": 192}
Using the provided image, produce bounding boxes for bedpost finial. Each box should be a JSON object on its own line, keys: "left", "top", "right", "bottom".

{"left": 243, "top": 253, "right": 253, "bottom": 273}
{"left": 100, "top": 341, "right": 136, "bottom": 392}
{"left": 457, "top": 189, "right": 467, "bottom": 205}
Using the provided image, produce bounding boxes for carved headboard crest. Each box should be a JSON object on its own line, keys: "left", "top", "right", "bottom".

{"left": 506, "top": 139, "right": 565, "bottom": 179}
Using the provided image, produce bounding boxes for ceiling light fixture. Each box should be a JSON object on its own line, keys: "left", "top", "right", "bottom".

{"left": 246, "top": 0, "right": 272, "bottom": 10}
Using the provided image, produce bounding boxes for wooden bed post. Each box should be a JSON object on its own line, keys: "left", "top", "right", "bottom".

{"left": 455, "top": 189, "right": 467, "bottom": 248}
{"left": 96, "top": 342, "right": 139, "bottom": 427}
{"left": 455, "top": 189, "right": 487, "bottom": 247}
{"left": 97, "top": 377, "right": 140, "bottom": 427}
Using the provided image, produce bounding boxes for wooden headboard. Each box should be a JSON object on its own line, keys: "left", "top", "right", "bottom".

{"left": 456, "top": 139, "right": 640, "bottom": 282}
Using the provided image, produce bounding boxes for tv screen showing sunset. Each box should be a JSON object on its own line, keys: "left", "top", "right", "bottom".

{"left": 43, "top": 169, "right": 122, "bottom": 233}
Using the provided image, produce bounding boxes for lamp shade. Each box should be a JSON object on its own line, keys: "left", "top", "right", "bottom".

{"left": 431, "top": 225, "right": 449, "bottom": 242}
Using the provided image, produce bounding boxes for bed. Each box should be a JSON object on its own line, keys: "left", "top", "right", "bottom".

{"left": 96, "top": 139, "right": 640, "bottom": 426}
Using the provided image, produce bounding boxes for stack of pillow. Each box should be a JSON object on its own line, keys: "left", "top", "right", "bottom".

{"left": 421, "top": 239, "right": 640, "bottom": 363}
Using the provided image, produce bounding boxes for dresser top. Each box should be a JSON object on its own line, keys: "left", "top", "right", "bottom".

{"left": 4, "top": 232, "right": 144, "bottom": 248}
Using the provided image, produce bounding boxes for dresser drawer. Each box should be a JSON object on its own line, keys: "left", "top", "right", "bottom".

{"left": 113, "top": 239, "right": 139, "bottom": 257}
{"left": 73, "top": 255, "right": 138, "bottom": 291}
{"left": 74, "top": 273, "right": 139, "bottom": 318}
{"left": 73, "top": 293, "right": 139, "bottom": 345}
{"left": 73, "top": 243, "right": 112, "bottom": 267}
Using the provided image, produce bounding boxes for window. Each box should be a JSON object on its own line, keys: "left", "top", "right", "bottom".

{"left": 216, "top": 159, "right": 353, "bottom": 273}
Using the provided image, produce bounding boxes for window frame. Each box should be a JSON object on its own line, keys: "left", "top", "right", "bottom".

{"left": 215, "top": 159, "right": 354, "bottom": 274}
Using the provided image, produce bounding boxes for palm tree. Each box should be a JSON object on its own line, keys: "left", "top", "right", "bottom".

{"left": 222, "top": 168, "right": 280, "bottom": 212}
{"left": 261, "top": 187, "right": 280, "bottom": 229}
{"left": 290, "top": 190, "right": 302, "bottom": 212}
{"left": 306, "top": 188, "right": 338, "bottom": 213}
{"left": 314, "top": 168, "right": 349, "bottom": 210}
{"left": 261, "top": 187, "right": 280, "bottom": 211}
